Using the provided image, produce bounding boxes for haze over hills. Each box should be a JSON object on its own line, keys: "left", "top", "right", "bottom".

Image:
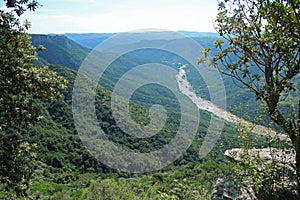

{"left": 63, "top": 31, "right": 220, "bottom": 49}
{"left": 64, "top": 33, "right": 115, "bottom": 49}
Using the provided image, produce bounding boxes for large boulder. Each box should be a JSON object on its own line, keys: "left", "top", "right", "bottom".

{"left": 211, "top": 173, "right": 255, "bottom": 200}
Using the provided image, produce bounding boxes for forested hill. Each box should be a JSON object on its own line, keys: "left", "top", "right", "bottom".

{"left": 56, "top": 32, "right": 265, "bottom": 122}
{"left": 31, "top": 34, "right": 91, "bottom": 70}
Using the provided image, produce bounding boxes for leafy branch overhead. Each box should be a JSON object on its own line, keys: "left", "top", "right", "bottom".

{"left": 0, "top": 0, "right": 68, "bottom": 129}
{"left": 199, "top": 0, "right": 299, "bottom": 138}
{"left": 5, "top": 0, "right": 39, "bottom": 16}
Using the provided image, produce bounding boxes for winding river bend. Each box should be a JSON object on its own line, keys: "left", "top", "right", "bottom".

{"left": 176, "top": 65, "right": 289, "bottom": 141}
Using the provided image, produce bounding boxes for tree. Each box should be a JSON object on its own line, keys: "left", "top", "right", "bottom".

{"left": 199, "top": 0, "right": 300, "bottom": 195}
{"left": 0, "top": 0, "right": 67, "bottom": 197}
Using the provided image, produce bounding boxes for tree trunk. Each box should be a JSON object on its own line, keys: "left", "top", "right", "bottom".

{"left": 297, "top": 137, "right": 300, "bottom": 196}
{"left": 297, "top": 101, "right": 300, "bottom": 195}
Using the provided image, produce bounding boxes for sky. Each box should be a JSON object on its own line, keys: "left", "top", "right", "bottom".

{"left": 1, "top": 0, "right": 219, "bottom": 34}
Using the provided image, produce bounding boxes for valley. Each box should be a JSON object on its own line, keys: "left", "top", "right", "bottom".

{"left": 26, "top": 33, "right": 298, "bottom": 199}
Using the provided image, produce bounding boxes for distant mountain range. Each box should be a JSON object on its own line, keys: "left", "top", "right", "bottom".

{"left": 62, "top": 31, "right": 219, "bottom": 49}
{"left": 63, "top": 33, "right": 114, "bottom": 49}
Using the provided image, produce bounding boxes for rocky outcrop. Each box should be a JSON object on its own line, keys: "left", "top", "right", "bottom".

{"left": 224, "top": 148, "right": 296, "bottom": 167}
{"left": 211, "top": 148, "right": 298, "bottom": 200}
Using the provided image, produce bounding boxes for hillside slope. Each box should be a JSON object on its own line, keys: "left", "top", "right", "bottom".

{"left": 31, "top": 34, "right": 91, "bottom": 70}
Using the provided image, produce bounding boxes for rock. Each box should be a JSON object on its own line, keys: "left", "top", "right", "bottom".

{"left": 211, "top": 173, "right": 255, "bottom": 200}
{"left": 224, "top": 148, "right": 296, "bottom": 167}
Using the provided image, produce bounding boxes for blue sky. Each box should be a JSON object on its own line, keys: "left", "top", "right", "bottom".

{"left": 1, "top": 0, "right": 219, "bottom": 33}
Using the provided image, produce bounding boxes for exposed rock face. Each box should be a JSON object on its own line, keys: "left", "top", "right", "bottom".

{"left": 211, "top": 173, "right": 255, "bottom": 200}
{"left": 224, "top": 148, "right": 296, "bottom": 167}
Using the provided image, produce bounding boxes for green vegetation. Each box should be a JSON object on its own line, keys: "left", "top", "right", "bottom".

{"left": 0, "top": 62, "right": 242, "bottom": 198}
{"left": 31, "top": 34, "right": 91, "bottom": 70}
{"left": 2, "top": 0, "right": 299, "bottom": 199}
{"left": 0, "top": 0, "right": 67, "bottom": 198}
